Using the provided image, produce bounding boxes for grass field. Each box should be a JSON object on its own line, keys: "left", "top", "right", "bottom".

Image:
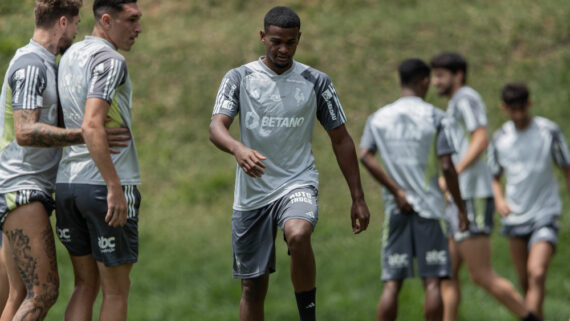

{"left": 1, "top": 0, "right": 570, "bottom": 320}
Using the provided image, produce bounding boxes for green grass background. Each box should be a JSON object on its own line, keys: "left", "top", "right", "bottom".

{"left": 1, "top": 0, "right": 570, "bottom": 320}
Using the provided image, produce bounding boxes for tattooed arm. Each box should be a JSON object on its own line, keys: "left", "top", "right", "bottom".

{"left": 14, "top": 109, "right": 130, "bottom": 150}
{"left": 14, "top": 109, "right": 83, "bottom": 147}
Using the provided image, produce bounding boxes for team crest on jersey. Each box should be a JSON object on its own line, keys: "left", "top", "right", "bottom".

{"left": 294, "top": 88, "right": 305, "bottom": 104}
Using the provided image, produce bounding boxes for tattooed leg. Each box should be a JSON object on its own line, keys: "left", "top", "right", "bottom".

{"left": 0, "top": 234, "right": 26, "bottom": 321}
{"left": 0, "top": 241, "right": 9, "bottom": 313}
{"left": 3, "top": 202, "right": 59, "bottom": 321}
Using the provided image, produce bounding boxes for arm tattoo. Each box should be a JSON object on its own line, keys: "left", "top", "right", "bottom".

{"left": 14, "top": 109, "right": 83, "bottom": 147}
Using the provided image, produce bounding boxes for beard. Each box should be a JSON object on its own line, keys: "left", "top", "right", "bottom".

{"left": 437, "top": 83, "right": 453, "bottom": 97}
{"left": 57, "top": 37, "right": 73, "bottom": 55}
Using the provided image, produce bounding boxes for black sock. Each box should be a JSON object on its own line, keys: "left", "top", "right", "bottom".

{"left": 295, "top": 288, "right": 316, "bottom": 321}
{"left": 522, "top": 312, "right": 541, "bottom": 321}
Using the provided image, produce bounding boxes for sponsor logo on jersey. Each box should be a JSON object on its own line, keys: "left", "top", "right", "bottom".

{"left": 294, "top": 88, "right": 305, "bottom": 104}
{"left": 387, "top": 253, "right": 409, "bottom": 268}
{"left": 98, "top": 236, "right": 116, "bottom": 253}
{"left": 245, "top": 111, "right": 305, "bottom": 136}
{"left": 289, "top": 191, "right": 313, "bottom": 204}
{"left": 321, "top": 84, "right": 338, "bottom": 121}
{"left": 57, "top": 227, "right": 71, "bottom": 242}
{"left": 425, "top": 249, "right": 447, "bottom": 265}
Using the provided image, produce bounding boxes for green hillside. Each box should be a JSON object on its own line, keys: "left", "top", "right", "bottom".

{"left": 1, "top": 0, "right": 569, "bottom": 320}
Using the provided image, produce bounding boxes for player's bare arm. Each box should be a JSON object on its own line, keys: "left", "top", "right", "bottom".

{"left": 455, "top": 126, "right": 489, "bottom": 174}
{"left": 327, "top": 124, "right": 370, "bottom": 234}
{"left": 15, "top": 109, "right": 130, "bottom": 152}
{"left": 440, "top": 153, "right": 469, "bottom": 231}
{"left": 491, "top": 175, "right": 511, "bottom": 217}
{"left": 563, "top": 166, "right": 570, "bottom": 198}
{"left": 359, "top": 147, "right": 412, "bottom": 214}
{"left": 82, "top": 97, "right": 127, "bottom": 227}
{"left": 209, "top": 114, "right": 266, "bottom": 178}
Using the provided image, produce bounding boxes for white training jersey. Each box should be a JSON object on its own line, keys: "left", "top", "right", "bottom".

{"left": 57, "top": 36, "right": 141, "bottom": 186}
{"left": 212, "top": 58, "right": 346, "bottom": 211}
{"left": 360, "top": 97, "right": 456, "bottom": 220}
{"left": 447, "top": 86, "right": 493, "bottom": 198}
{"left": 488, "top": 116, "right": 570, "bottom": 226}
{"left": 0, "top": 40, "right": 61, "bottom": 193}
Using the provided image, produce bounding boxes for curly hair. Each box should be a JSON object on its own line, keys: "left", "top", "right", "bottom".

{"left": 35, "top": 0, "right": 83, "bottom": 28}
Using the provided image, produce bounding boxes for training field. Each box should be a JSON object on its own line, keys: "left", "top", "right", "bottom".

{"left": 1, "top": 0, "right": 570, "bottom": 320}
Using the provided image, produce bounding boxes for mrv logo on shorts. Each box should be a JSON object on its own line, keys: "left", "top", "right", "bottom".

{"left": 98, "top": 236, "right": 116, "bottom": 253}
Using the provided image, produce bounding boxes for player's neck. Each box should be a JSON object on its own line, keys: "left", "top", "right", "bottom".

{"left": 32, "top": 28, "right": 59, "bottom": 55}
{"left": 92, "top": 26, "right": 118, "bottom": 50}
{"left": 401, "top": 87, "right": 425, "bottom": 99}
{"left": 449, "top": 84, "right": 463, "bottom": 98}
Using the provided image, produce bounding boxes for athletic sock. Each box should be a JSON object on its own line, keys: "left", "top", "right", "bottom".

{"left": 521, "top": 312, "right": 541, "bottom": 321}
{"left": 295, "top": 288, "right": 316, "bottom": 321}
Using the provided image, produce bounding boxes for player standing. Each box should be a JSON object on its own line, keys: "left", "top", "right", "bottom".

{"left": 489, "top": 83, "right": 570, "bottom": 320}
{"left": 430, "top": 52, "right": 538, "bottom": 321}
{"left": 209, "top": 6, "right": 370, "bottom": 321}
{"left": 56, "top": 1, "right": 142, "bottom": 320}
{"left": 0, "top": 1, "right": 83, "bottom": 319}
{"left": 359, "top": 58, "right": 468, "bottom": 321}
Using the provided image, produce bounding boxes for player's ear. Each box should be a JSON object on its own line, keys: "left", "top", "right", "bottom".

{"left": 101, "top": 13, "right": 112, "bottom": 29}
{"left": 527, "top": 100, "right": 533, "bottom": 110}
{"left": 260, "top": 30, "right": 265, "bottom": 43}
{"left": 499, "top": 103, "right": 508, "bottom": 114}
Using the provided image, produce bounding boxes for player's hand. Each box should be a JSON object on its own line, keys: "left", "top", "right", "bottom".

{"left": 105, "top": 185, "right": 128, "bottom": 227}
{"left": 351, "top": 197, "right": 370, "bottom": 234}
{"left": 496, "top": 199, "right": 511, "bottom": 217}
{"left": 104, "top": 117, "right": 131, "bottom": 154}
{"left": 234, "top": 146, "right": 266, "bottom": 178}
{"left": 395, "top": 189, "right": 413, "bottom": 214}
{"left": 458, "top": 210, "right": 470, "bottom": 232}
{"left": 438, "top": 176, "right": 448, "bottom": 194}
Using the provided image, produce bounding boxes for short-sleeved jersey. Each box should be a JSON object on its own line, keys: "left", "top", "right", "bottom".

{"left": 447, "top": 86, "right": 493, "bottom": 198}
{"left": 488, "top": 117, "right": 570, "bottom": 226}
{"left": 212, "top": 58, "right": 346, "bottom": 211}
{"left": 360, "top": 97, "right": 456, "bottom": 220}
{"left": 0, "top": 40, "right": 61, "bottom": 193}
{"left": 57, "top": 36, "right": 141, "bottom": 185}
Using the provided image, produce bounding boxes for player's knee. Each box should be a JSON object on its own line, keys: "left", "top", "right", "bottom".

{"left": 241, "top": 279, "right": 266, "bottom": 303}
{"left": 424, "top": 302, "right": 442, "bottom": 321}
{"left": 468, "top": 271, "right": 489, "bottom": 288}
{"left": 527, "top": 266, "right": 547, "bottom": 284}
{"left": 285, "top": 227, "right": 312, "bottom": 251}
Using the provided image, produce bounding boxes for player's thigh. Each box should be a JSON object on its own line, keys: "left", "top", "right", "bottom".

{"left": 232, "top": 207, "right": 277, "bottom": 279}
{"left": 276, "top": 186, "right": 318, "bottom": 232}
{"left": 447, "top": 237, "right": 463, "bottom": 277}
{"left": 527, "top": 241, "right": 554, "bottom": 278}
{"left": 508, "top": 237, "right": 529, "bottom": 277}
{"left": 381, "top": 211, "right": 414, "bottom": 281}
{"left": 70, "top": 254, "right": 100, "bottom": 287}
{"left": 413, "top": 215, "right": 450, "bottom": 279}
{"left": 458, "top": 235, "right": 492, "bottom": 275}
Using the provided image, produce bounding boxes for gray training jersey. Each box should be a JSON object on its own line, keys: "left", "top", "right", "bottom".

{"left": 0, "top": 40, "right": 61, "bottom": 193}
{"left": 360, "top": 97, "right": 456, "bottom": 220}
{"left": 57, "top": 36, "right": 141, "bottom": 185}
{"left": 488, "top": 116, "right": 570, "bottom": 227}
{"left": 447, "top": 86, "right": 493, "bottom": 198}
{"left": 212, "top": 58, "right": 346, "bottom": 211}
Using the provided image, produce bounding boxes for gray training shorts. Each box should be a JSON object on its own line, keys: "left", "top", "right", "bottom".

{"left": 501, "top": 215, "right": 559, "bottom": 250}
{"left": 232, "top": 186, "right": 318, "bottom": 279}
{"left": 55, "top": 183, "right": 141, "bottom": 267}
{"left": 445, "top": 197, "right": 494, "bottom": 242}
{"left": 381, "top": 209, "right": 450, "bottom": 281}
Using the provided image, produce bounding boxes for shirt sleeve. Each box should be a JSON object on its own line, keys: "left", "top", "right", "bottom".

{"left": 359, "top": 116, "right": 377, "bottom": 153}
{"left": 434, "top": 111, "right": 456, "bottom": 156}
{"left": 212, "top": 69, "right": 241, "bottom": 119}
{"left": 551, "top": 127, "right": 570, "bottom": 168}
{"left": 87, "top": 51, "right": 127, "bottom": 104}
{"left": 8, "top": 55, "right": 47, "bottom": 110}
{"left": 313, "top": 74, "right": 346, "bottom": 131}
{"left": 456, "top": 96, "right": 488, "bottom": 133}
{"left": 487, "top": 133, "right": 503, "bottom": 176}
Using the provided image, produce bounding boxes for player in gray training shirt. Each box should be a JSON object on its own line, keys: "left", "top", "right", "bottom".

{"left": 209, "top": 6, "right": 370, "bottom": 321}
{"left": 430, "top": 53, "right": 536, "bottom": 321}
{"left": 489, "top": 83, "right": 570, "bottom": 320}
{"left": 55, "top": 1, "right": 142, "bottom": 320}
{"left": 360, "top": 58, "right": 468, "bottom": 321}
{"left": 0, "top": 1, "right": 84, "bottom": 319}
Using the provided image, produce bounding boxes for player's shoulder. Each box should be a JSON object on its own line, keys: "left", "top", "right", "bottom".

{"left": 452, "top": 86, "right": 483, "bottom": 105}
{"left": 491, "top": 121, "right": 513, "bottom": 143}
{"left": 223, "top": 61, "right": 257, "bottom": 81}
{"left": 9, "top": 51, "right": 47, "bottom": 73}
{"left": 534, "top": 116, "right": 560, "bottom": 132}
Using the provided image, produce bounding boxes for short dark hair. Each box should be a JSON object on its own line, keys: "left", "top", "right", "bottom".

{"left": 93, "top": 0, "right": 137, "bottom": 19}
{"left": 430, "top": 52, "right": 468, "bottom": 84}
{"left": 264, "top": 6, "right": 300, "bottom": 30}
{"left": 501, "top": 83, "right": 530, "bottom": 108}
{"left": 398, "top": 58, "right": 431, "bottom": 87}
{"left": 35, "top": 0, "right": 82, "bottom": 29}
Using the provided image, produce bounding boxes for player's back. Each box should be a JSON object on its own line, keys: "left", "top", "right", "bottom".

{"left": 364, "top": 96, "right": 454, "bottom": 219}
